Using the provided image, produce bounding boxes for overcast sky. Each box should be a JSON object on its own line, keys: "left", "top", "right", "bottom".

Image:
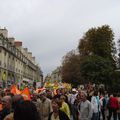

{"left": 0, "top": 0, "right": 120, "bottom": 76}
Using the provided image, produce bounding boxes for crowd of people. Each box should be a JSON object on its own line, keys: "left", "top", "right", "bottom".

{"left": 0, "top": 85, "right": 120, "bottom": 120}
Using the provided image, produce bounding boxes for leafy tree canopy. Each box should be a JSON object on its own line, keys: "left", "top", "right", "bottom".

{"left": 78, "top": 25, "right": 116, "bottom": 60}
{"left": 80, "top": 55, "right": 115, "bottom": 85}
{"left": 61, "top": 50, "right": 82, "bottom": 87}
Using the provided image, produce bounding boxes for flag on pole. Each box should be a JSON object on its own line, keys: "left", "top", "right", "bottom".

{"left": 11, "top": 85, "right": 21, "bottom": 95}
{"left": 21, "top": 87, "right": 31, "bottom": 101}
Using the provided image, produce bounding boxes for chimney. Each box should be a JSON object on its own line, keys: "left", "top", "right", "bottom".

{"left": 23, "top": 48, "right": 28, "bottom": 57}
{"left": 15, "top": 41, "right": 22, "bottom": 47}
{"left": 0, "top": 27, "right": 8, "bottom": 38}
{"left": 28, "top": 52, "right": 32, "bottom": 60}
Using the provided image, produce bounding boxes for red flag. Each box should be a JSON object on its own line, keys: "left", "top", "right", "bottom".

{"left": 21, "top": 87, "right": 31, "bottom": 101}
{"left": 0, "top": 104, "right": 3, "bottom": 111}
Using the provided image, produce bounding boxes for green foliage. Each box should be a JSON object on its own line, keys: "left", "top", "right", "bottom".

{"left": 110, "top": 71, "right": 120, "bottom": 91}
{"left": 80, "top": 55, "right": 115, "bottom": 84}
{"left": 78, "top": 25, "right": 117, "bottom": 86}
{"left": 61, "top": 25, "right": 117, "bottom": 87}
{"left": 78, "top": 25, "right": 116, "bottom": 59}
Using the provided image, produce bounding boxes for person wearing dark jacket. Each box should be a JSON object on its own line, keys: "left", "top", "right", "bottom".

{"left": 48, "top": 99, "right": 70, "bottom": 120}
{"left": 14, "top": 100, "right": 40, "bottom": 120}
{"left": 0, "top": 96, "right": 11, "bottom": 120}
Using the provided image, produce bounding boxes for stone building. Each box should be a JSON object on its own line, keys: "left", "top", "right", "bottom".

{"left": 45, "top": 67, "right": 62, "bottom": 83}
{"left": 0, "top": 27, "right": 43, "bottom": 88}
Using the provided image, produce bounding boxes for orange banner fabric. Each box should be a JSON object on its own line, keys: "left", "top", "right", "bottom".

{"left": 11, "top": 85, "right": 21, "bottom": 95}
{"left": 21, "top": 87, "right": 31, "bottom": 101}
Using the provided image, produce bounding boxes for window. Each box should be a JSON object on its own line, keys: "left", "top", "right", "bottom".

{"left": 8, "top": 44, "right": 12, "bottom": 51}
{"left": 0, "top": 48, "right": 2, "bottom": 52}
{"left": 13, "top": 47, "right": 16, "bottom": 54}
{"left": 4, "top": 63, "right": 6, "bottom": 68}
{"left": 4, "top": 51, "right": 6, "bottom": 56}
{"left": 4, "top": 41, "right": 7, "bottom": 48}
{"left": 11, "top": 46, "right": 14, "bottom": 53}
{"left": 0, "top": 39, "right": 3, "bottom": 46}
{"left": 16, "top": 49, "right": 18, "bottom": 56}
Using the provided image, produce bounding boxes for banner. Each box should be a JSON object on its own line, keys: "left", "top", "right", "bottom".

{"left": 11, "top": 85, "right": 21, "bottom": 95}
{"left": 11, "top": 85, "right": 31, "bottom": 101}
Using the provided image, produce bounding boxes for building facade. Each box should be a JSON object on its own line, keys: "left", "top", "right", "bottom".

{"left": 0, "top": 27, "right": 43, "bottom": 88}
{"left": 45, "top": 67, "right": 62, "bottom": 83}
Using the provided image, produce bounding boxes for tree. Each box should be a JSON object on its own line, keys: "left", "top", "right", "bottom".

{"left": 61, "top": 50, "right": 82, "bottom": 87}
{"left": 80, "top": 55, "right": 115, "bottom": 86}
{"left": 78, "top": 28, "right": 96, "bottom": 56}
{"left": 117, "top": 39, "right": 120, "bottom": 68}
{"left": 110, "top": 70, "right": 120, "bottom": 92}
{"left": 78, "top": 25, "right": 117, "bottom": 86}
{"left": 78, "top": 25, "right": 116, "bottom": 59}
{"left": 61, "top": 25, "right": 117, "bottom": 87}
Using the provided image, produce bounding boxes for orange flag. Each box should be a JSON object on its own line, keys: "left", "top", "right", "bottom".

{"left": 0, "top": 104, "right": 3, "bottom": 111}
{"left": 11, "top": 85, "right": 21, "bottom": 95}
{"left": 21, "top": 87, "right": 31, "bottom": 101}
{"left": 36, "top": 87, "right": 46, "bottom": 93}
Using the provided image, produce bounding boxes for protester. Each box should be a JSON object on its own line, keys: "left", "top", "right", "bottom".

{"left": 73, "top": 93, "right": 81, "bottom": 120}
{"left": 38, "top": 90, "right": 52, "bottom": 120}
{"left": 14, "top": 100, "right": 40, "bottom": 120}
{"left": 91, "top": 91, "right": 100, "bottom": 120}
{"left": 31, "top": 92, "right": 40, "bottom": 111}
{"left": 60, "top": 95, "right": 70, "bottom": 119}
{"left": 69, "top": 88, "right": 77, "bottom": 120}
{"left": 48, "top": 99, "right": 70, "bottom": 120}
{"left": 107, "top": 93, "right": 119, "bottom": 120}
{"left": 46, "top": 89, "right": 53, "bottom": 100}
{"left": 78, "top": 91, "right": 93, "bottom": 120}
{"left": 99, "top": 92, "right": 107, "bottom": 120}
{"left": 4, "top": 94, "right": 24, "bottom": 120}
{"left": 0, "top": 96, "right": 12, "bottom": 120}
{"left": 53, "top": 89, "right": 61, "bottom": 99}
{"left": 117, "top": 93, "right": 120, "bottom": 120}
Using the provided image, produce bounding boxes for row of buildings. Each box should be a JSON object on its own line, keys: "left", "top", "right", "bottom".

{"left": 0, "top": 27, "right": 43, "bottom": 88}
{"left": 45, "top": 67, "right": 62, "bottom": 83}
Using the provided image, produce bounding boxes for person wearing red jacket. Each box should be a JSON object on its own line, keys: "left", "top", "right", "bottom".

{"left": 108, "top": 93, "right": 119, "bottom": 120}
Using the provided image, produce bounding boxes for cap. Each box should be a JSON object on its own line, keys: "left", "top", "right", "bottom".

{"left": 72, "top": 88, "right": 77, "bottom": 92}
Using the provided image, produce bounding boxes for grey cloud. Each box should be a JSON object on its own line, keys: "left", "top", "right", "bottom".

{"left": 0, "top": 0, "right": 120, "bottom": 75}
